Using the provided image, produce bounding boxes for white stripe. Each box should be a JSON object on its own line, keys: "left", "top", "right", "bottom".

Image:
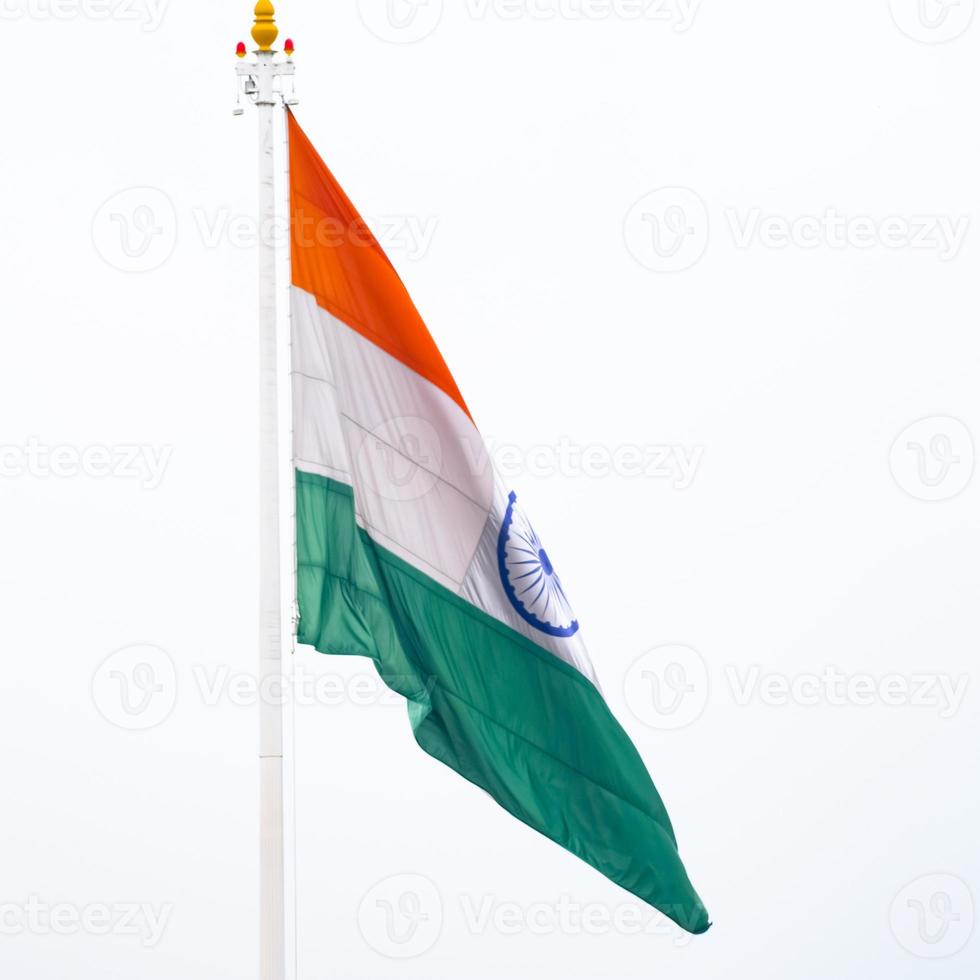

{"left": 291, "top": 284, "right": 598, "bottom": 684}
{"left": 292, "top": 286, "right": 491, "bottom": 587}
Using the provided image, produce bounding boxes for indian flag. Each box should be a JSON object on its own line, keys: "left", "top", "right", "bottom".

{"left": 288, "top": 110, "right": 710, "bottom": 935}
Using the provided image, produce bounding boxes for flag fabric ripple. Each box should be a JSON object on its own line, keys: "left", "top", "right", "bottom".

{"left": 287, "top": 110, "right": 710, "bottom": 935}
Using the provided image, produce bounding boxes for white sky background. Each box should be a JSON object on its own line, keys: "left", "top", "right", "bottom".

{"left": 2, "top": 1, "right": 979, "bottom": 977}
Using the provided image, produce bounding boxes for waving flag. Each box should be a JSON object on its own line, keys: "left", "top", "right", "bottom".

{"left": 288, "top": 110, "right": 710, "bottom": 934}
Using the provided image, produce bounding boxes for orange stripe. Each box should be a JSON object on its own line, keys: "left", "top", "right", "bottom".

{"left": 288, "top": 111, "right": 470, "bottom": 419}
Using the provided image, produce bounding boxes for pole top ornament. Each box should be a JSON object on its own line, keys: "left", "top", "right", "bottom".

{"left": 251, "top": 0, "right": 279, "bottom": 52}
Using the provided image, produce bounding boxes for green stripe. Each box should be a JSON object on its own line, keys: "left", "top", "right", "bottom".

{"left": 296, "top": 469, "right": 710, "bottom": 934}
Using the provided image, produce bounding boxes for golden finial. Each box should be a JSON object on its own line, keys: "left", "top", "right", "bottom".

{"left": 251, "top": 0, "right": 279, "bottom": 52}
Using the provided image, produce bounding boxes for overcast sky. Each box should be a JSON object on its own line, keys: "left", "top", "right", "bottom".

{"left": 1, "top": 2, "right": 978, "bottom": 978}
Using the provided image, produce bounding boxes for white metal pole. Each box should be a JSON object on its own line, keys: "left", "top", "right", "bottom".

{"left": 256, "top": 46, "right": 286, "bottom": 980}
{"left": 236, "top": 8, "right": 296, "bottom": 976}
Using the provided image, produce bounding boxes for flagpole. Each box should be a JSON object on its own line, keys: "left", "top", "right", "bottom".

{"left": 235, "top": 4, "right": 296, "bottom": 978}
{"left": 257, "top": 24, "right": 285, "bottom": 979}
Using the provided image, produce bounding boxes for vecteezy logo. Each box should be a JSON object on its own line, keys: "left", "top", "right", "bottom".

{"left": 91, "top": 187, "right": 178, "bottom": 273}
{"left": 357, "top": 874, "right": 443, "bottom": 959}
{"left": 889, "top": 0, "right": 975, "bottom": 43}
{"left": 497, "top": 491, "right": 579, "bottom": 638}
{"left": 354, "top": 416, "right": 444, "bottom": 503}
{"left": 889, "top": 416, "right": 974, "bottom": 502}
{"left": 91, "top": 645, "right": 178, "bottom": 731}
{"left": 623, "top": 645, "right": 709, "bottom": 730}
{"left": 623, "top": 186, "right": 709, "bottom": 272}
{"left": 890, "top": 874, "right": 975, "bottom": 958}
{"left": 358, "top": 0, "right": 444, "bottom": 44}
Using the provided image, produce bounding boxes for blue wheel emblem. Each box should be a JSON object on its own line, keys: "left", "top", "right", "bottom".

{"left": 497, "top": 491, "right": 579, "bottom": 638}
